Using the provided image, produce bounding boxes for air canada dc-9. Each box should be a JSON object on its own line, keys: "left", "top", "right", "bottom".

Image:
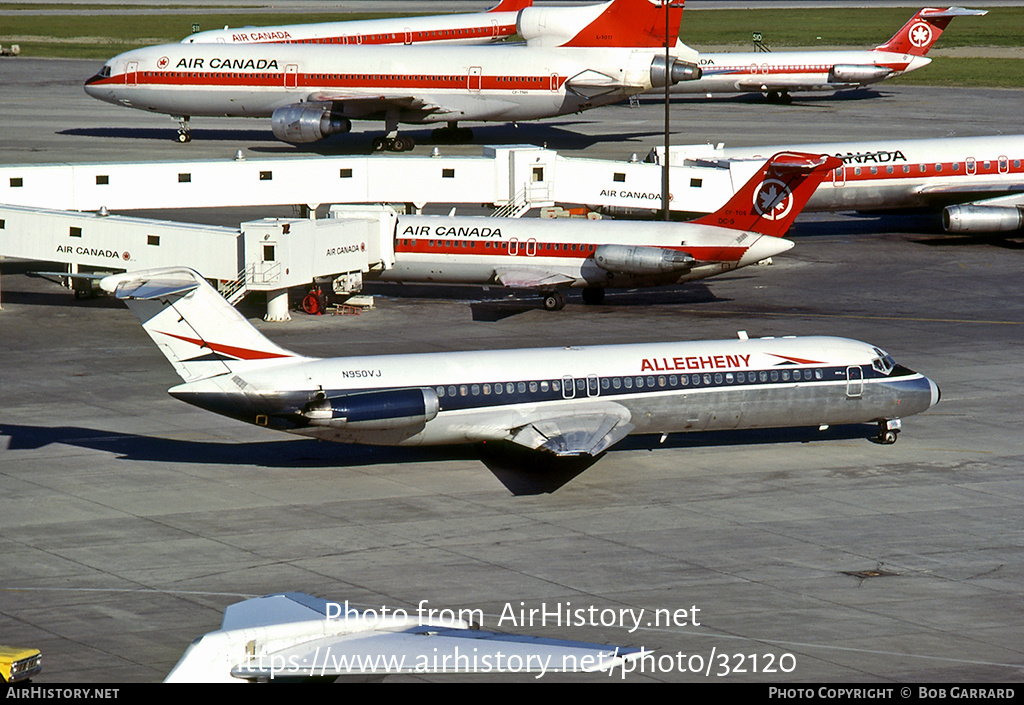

{"left": 101, "top": 266, "right": 939, "bottom": 459}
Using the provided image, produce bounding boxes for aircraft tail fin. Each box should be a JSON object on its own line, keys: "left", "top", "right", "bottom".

{"left": 101, "top": 267, "right": 303, "bottom": 384}
{"left": 488, "top": 0, "right": 532, "bottom": 12}
{"left": 529, "top": 0, "right": 684, "bottom": 49}
{"left": 692, "top": 153, "right": 843, "bottom": 237}
{"left": 874, "top": 7, "right": 987, "bottom": 57}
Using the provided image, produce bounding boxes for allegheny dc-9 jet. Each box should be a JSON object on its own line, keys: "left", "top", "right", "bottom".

{"left": 100, "top": 266, "right": 939, "bottom": 459}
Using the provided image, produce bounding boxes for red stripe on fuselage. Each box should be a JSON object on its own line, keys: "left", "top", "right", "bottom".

{"left": 394, "top": 239, "right": 748, "bottom": 263}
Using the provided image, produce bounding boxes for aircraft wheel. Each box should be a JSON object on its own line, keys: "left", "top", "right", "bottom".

{"left": 177, "top": 131, "right": 191, "bottom": 143}
{"left": 880, "top": 430, "right": 898, "bottom": 444}
{"left": 371, "top": 136, "right": 387, "bottom": 152}
{"left": 391, "top": 135, "right": 415, "bottom": 152}
{"left": 542, "top": 291, "right": 566, "bottom": 311}
{"left": 581, "top": 287, "right": 605, "bottom": 305}
{"left": 779, "top": 92, "right": 793, "bottom": 104}
{"left": 764, "top": 90, "right": 779, "bottom": 103}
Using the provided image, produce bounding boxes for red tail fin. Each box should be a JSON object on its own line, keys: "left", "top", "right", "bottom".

{"left": 487, "top": 0, "right": 532, "bottom": 12}
{"left": 692, "top": 153, "right": 842, "bottom": 237}
{"left": 561, "top": 0, "right": 684, "bottom": 48}
{"left": 874, "top": 7, "right": 986, "bottom": 57}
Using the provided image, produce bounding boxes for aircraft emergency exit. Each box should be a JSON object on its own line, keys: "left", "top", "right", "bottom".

{"left": 676, "top": 134, "right": 1024, "bottom": 233}
{"left": 100, "top": 266, "right": 939, "bottom": 459}
{"left": 182, "top": 0, "right": 531, "bottom": 47}
{"left": 373, "top": 151, "right": 840, "bottom": 309}
{"left": 677, "top": 7, "right": 985, "bottom": 101}
{"left": 84, "top": 29, "right": 700, "bottom": 148}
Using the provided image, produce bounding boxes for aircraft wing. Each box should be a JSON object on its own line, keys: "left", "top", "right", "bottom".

{"left": 508, "top": 403, "right": 634, "bottom": 456}
{"left": 166, "top": 592, "right": 645, "bottom": 682}
{"left": 916, "top": 181, "right": 1024, "bottom": 205}
{"left": 229, "top": 624, "right": 640, "bottom": 679}
{"left": 306, "top": 91, "right": 455, "bottom": 118}
{"left": 494, "top": 268, "right": 578, "bottom": 288}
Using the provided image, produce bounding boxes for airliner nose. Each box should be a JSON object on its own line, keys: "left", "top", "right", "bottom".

{"left": 928, "top": 376, "right": 941, "bottom": 408}
{"left": 740, "top": 235, "right": 794, "bottom": 266}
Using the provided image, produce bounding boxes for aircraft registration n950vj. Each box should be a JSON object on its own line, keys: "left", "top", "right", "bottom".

{"left": 100, "top": 267, "right": 939, "bottom": 458}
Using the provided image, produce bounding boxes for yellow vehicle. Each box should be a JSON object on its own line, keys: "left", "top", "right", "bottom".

{"left": 0, "top": 645, "right": 42, "bottom": 682}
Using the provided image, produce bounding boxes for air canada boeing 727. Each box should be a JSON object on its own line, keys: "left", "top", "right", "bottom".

{"left": 100, "top": 266, "right": 939, "bottom": 458}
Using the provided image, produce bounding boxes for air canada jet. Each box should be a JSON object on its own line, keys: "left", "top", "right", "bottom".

{"left": 677, "top": 7, "right": 986, "bottom": 102}
{"left": 165, "top": 592, "right": 644, "bottom": 682}
{"left": 670, "top": 134, "right": 1024, "bottom": 233}
{"left": 101, "top": 263, "right": 938, "bottom": 458}
{"left": 84, "top": 35, "right": 699, "bottom": 149}
{"left": 376, "top": 151, "right": 840, "bottom": 310}
{"left": 182, "top": 0, "right": 532, "bottom": 47}
{"left": 183, "top": 0, "right": 686, "bottom": 52}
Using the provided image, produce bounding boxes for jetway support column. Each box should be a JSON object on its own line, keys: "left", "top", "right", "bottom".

{"left": 265, "top": 288, "right": 291, "bottom": 322}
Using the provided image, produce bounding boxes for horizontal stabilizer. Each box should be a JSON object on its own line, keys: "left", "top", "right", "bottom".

{"left": 102, "top": 272, "right": 200, "bottom": 301}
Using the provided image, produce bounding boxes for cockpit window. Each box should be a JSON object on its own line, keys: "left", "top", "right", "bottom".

{"left": 871, "top": 348, "right": 895, "bottom": 375}
{"left": 98, "top": 65, "right": 111, "bottom": 78}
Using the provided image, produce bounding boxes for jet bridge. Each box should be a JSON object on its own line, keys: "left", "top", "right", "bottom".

{"left": 0, "top": 204, "right": 398, "bottom": 320}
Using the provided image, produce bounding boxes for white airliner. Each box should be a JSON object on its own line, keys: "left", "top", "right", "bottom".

{"left": 84, "top": 30, "right": 699, "bottom": 148}
{"left": 370, "top": 151, "right": 838, "bottom": 309}
{"left": 673, "top": 134, "right": 1024, "bottom": 233}
{"left": 182, "top": 0, "right": 531, "bottom": 47}
{"left": 677, "top": 7, "right": 986, "bottom": 102}
{"left": 164, "top": 592, "right": 644, "bottom": 682}
{"left": 100, "top": 263, "right": 938, "bottom": 458}
{"left": 183, "top": 0, "right": 685, "bottom": 52}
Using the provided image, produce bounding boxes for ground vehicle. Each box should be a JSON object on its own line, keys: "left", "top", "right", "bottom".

{"left": 0, "top": 645, "right": 42, "bottom": 682}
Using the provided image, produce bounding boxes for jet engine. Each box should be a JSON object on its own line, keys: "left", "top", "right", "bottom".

{"left": 594, "top": 244, "right": 695, "bottom": 275}
{"left": 302, "top": 387, "right": 440, "bottom": 430}
{"left": 649, "top": 54, "right": 701, "bottom": 87}
{"left": 270, "top": 103, "right": 352, "bottom": 143}
{"left": 517, "top": 5, "right": 594, "bottom": 47}
{"left": 943, "top": 204, "right": 1024, "bottom": 233}
{"left": 827, "top": 65, "right": 893, "bottom": 84}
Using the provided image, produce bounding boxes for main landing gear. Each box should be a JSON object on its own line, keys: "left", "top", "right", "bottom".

{"left": 371, "top": 134, "right": 415, "bottom": 152}
{"left": 876, "top": 419, "right": 902, "bottom": 444}
{"left": 764, "top": 90, "right": 792, "bottom": 104}
{"left": 174, "top": 115, "right": 192, "bottom": 143}
{"left": 541, "top": 291, "right": 566, "bottom": 311}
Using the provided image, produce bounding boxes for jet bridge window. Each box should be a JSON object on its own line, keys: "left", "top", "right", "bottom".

{"left": 96, "top": 175, "right": 109, "bottom": 185}
{"left": 690, "top": 178, "right": 702, "bottom": 188}
{"left": 340, "top": 168, "right": 353, "bottom": 178}
{"left": 69, "top": 227, "right": 82, "bottom": 238}
{"left": 9, "top": 177, "right": 22, "bottom": 187}
{"left": 148, "top": 235, "right": 160, "bottom": 246}
{"left": 178, "top": 173, "right": 191, "bottom": 183}
{"left": 260, "top": 171, "right": 273, "bottom": 181}
{"left": 613, "top": 173, "right": 626, "bottom": 182}
{"left": 442, "top": 168, "right": 455, "bottom": 178}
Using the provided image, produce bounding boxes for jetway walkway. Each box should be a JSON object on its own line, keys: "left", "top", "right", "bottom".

{"left": 0, "top": 145, "right": 749, "bottom": 218}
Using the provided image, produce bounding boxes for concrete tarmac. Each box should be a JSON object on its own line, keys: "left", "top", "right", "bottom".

{"left": 1, "top": 58, "right": 1023, "bottom": 683}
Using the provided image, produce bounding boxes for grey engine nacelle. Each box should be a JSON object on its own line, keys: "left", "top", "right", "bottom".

{"left": 943, "top": 204, "right": 1024, "bottom": 233}
{"left": 650, "top": 54, "right": 701, "bottom": 87}
{"left": 271, "top": 103, "right": 352, "bottom": 143}
{"left": 303, "top": 387, "right": 440, "bottom": 430}
{"left": 594, "top": 244, "right": 695, "bottom": 275}
{"left": 828, "top": 65, "right": 893, "bottom": 84}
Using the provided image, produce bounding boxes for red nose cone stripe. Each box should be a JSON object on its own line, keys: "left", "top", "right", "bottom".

{"left": 157, "top": 330, "right": 291, "bottom": 360}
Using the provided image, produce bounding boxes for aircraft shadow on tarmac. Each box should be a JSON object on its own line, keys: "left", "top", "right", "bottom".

{"left": 0, "top": 421, "right": 882, "bottom": 496}
{"left": 59, "top": 122, "right": 662, "bottom": 155}
{"left": 653, "top": 88, "right": 886, "bottom": 106}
